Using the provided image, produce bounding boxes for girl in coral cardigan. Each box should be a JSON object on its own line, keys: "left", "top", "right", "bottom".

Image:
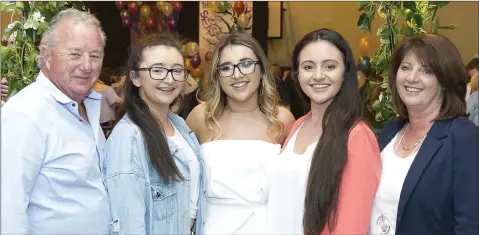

{"left": 265, "top": 29, "right": 381, "bottom": 235}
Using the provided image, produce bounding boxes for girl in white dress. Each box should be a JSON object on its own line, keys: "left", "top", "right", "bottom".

{"left": 186, "top": 33, "right": 295, "bottom": 234}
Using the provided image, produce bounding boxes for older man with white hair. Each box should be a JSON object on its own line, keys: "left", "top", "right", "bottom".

{"left": 1, "top": 9, "right": 111, "bottom": 234}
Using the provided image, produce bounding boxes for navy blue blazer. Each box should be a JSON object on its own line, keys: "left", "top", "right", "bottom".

{"left": 378, "top": 117, "right": 479, "bottom": 235}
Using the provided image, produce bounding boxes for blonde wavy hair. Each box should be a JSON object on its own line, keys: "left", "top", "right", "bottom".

{"left": 199, "top": 33, "right": 282, "bottom": 142}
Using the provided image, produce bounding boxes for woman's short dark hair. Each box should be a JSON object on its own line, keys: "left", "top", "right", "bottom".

{"left": 389, "top": 33, "right": 468, "bottom": 121}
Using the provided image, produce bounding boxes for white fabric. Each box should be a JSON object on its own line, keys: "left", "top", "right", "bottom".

{"left": 168, "top": 123, "right": 200, "bottom": 219}
{"left": 369, "top": 133, "right": 418, "bottom": 235}
{"left": 200, "top": 140, "right": 280, "bottom": 234}
{"left": 266, "top": 123, "right": 317, "bottom": 234}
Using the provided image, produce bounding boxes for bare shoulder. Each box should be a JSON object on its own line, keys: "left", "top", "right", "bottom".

{"left": 186, "top": 103, "right": 206, "bottom": 131}
{"left": 277, "top": 106, "right": 296, "bottom": 143}
{"left": 277, "top": 106, "right": 296, "bottom": 127}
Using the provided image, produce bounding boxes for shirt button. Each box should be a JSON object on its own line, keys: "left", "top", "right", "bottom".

{"left": 72, "top": 103, "right": 76, "bottom": 107}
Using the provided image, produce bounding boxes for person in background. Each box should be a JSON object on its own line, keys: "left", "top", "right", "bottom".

{"left": 93, "top": 68, "right": 123, "bottom": 137}
{"left": 467, "top": 89, "right": 478, "bottom": 125}
{"left": 266, "top": 28, "right": 380, "bottom": 235}
{"left": 1, "top": 9, "right": 111, "bottom": 234}
{"left": 270, "top": 63, "right": 286, "bottom": 106}
{"left": 370, "top": 33, "right": 479, "bottom": 235}
{"left": 104, "top": 33, "right": 206, "bottom": 235}
{"left": 465, "top": 58, "right": 478, "bottom": 102}
{"left": 111, "top": 67, "right": 126, "bottom": 96}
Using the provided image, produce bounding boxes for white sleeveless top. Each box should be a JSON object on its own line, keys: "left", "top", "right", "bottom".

{"left": 369, "top": 133, "right": 418, "bottom": 235}
{"left": 266, "top": 122, "right": 317, "bottom": 234}
{"left": 200, "top": 140, "right": 281, "bottom": 234}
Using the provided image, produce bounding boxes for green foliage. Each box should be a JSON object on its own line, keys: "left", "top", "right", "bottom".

{"left": 357, "top": 1, "right": 456, "bottom": 131}
{"left": 1, "top": 1, "right": 86, "bottom": 97}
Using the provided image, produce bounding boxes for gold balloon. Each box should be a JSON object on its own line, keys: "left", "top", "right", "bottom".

{"left": 156, "top": 1, "right": 165, "bottom": 11}
{"left": 187, "top": 42, "right": 199, "bottom": 57}
{"left": 191, "top": 67, "right": 204, "bottom": 78}
{"left": 359, "top": 37, "right": 372, "bottom": 55}
{"left": 237, "top": 13, "right": 250, "bottom": 29}
{"left": 140, "top": 4, "right": 151, "bottom": 19}
{"left": 185, "top": 58, "right": 193, "bottom": 71}
{"left": 180, "top": 44, "right": 188, "bottom": 57}
{"left": 161, "top": 2, "right": 174, "bottom": 17}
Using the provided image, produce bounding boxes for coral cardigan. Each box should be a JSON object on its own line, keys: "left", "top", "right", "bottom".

{"left": 282, "top": 112, "right": 381, "bottom": 235}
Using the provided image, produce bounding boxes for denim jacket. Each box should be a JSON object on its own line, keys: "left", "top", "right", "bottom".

{"left": 104, "top": 111, "right": 206, "bottom": 235}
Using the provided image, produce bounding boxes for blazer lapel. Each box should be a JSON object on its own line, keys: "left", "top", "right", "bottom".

{"left": 396, "top": 119, "right": 450, "bottom": 227}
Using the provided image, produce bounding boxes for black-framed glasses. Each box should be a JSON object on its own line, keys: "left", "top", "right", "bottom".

{"left": 136, "top": 66, "right": 189, "bottom": 81}
{"left": 216, "top": 61, "right": 260, "bottom": 78}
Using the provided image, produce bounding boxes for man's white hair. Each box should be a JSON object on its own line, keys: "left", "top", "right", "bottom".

{"left": 39, "top": 8, "right": 107, "bottom": 53}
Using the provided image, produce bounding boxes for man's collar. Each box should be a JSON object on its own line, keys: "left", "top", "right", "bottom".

{"left": 36, "top": 71, "right": 101, "bottom": 104}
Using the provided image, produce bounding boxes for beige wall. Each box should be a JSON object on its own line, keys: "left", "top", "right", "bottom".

{"left": 268, "top": 1, "right": 479, "bottom": 67}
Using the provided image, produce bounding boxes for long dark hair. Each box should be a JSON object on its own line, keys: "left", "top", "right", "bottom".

{"left": 291, "top": 29, "right": 363, "bottom": 233}
{"left": 122, "top": 34, "right": 184, "bottom": 183}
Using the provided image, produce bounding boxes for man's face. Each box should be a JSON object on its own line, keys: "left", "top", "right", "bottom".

{"left": 43, "top": 20, "right": 104, "bottom": 102}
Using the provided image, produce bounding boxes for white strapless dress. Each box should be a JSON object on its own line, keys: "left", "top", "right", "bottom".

{"left": 200, "top": 140, "right": 281, "bottom": 235}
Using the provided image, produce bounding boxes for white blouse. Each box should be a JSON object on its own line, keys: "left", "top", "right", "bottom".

{"left": 369, "top": 133, "right": 418, "bottom": 235}
{"left": 168, "top": 123, "right": 200, "bottom": 219}
{"left": 266, "top": 123, "right": 318, "bottom": 234}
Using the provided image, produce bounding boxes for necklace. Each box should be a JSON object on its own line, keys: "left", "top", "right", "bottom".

{"left": 397, "top": 124, "right": 427, "bottom": 153}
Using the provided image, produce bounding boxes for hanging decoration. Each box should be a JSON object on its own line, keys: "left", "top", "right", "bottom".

{"left": 199, "top": 1, "right": 253, "bottom": 68}
{"left": 115, "top": 1, "right": 184, "bottom": 44}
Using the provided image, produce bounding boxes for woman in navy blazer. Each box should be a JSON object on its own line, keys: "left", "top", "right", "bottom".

{"left": 368, "top": 33, "right": 479, "bottom": 235}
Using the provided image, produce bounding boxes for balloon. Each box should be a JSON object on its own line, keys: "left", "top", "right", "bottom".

{"left": 191, "top": 55, "right": 202, "bottom": 68}
{"left": 205, "top": 51, "right": 213, "bottom": 63}
{"left": 358, "top": 70, "right": 367, "bottom": 89}
{"left": 122, "top": 17, "right": 131, "bottom": 28}
{"left": 168, "top": 17, "right": 178, "bottom": 31}
{"left": 156, "top": 1, "right": 165, "bottom": 11}
{"left": 187, "top": 42, "right": 199, "bottom": 57}
{"left": 234, "top": 1, "right": 245, "bottom": 14}
{"left": 140, "top": 4, "right": 151, "bottom": 19}
{"left": 120, "top": 9, "right": 130, "bottom": 19}
{"left": 208, "top": 1, "right": 217, "bottom": 11}
{"left": 128, "top": 2, "right": 139, "bottom": 16}
{"left": 180, "top": 44, "right": 188, "bottom": 57}
{"left": 237, "top": 14, "right": 250, "bottom": 29}
{"left": 145, "top": 16, "right": 156, "bottom": 30}
{"left": 171, "top": 1, "right": 184, "bottom": 13}
{"left": 185, "top": 58, "right": 193, "bottom": 71}
{"left": 115, "top": 1, "right": 126, "bottom": 10}
{"left": 191, "top": 67, "right": 204, "bottom": 78}
{"left": 412, "top": 14, "right": 423, "bottom": 27}
{"left": 359, "top": 37, "right": 372, "bottom": 55}
{"left": 358, "top": 56, "right": 371, "bottom": 75}
{"left": 217, "top": 1, "right": 229, "bottom": 12}
{"left": 161, "top": 2, "right": 174, "bottom": 17}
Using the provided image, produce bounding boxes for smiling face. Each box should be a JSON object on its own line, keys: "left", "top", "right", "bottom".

{"left": 217, "top": 44, "right": 262, "bottom": 103}
{"left": 298, "top": 40, "right": 345, "bottom": 106}
{"left": 43, "top": 20, "right": 104, "bottom": 102}
{"left": 396, "top": 52, "right": 443, "bottom": 110}
{"left": 131, "top": 45, "right": 185, "bottom": 109}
